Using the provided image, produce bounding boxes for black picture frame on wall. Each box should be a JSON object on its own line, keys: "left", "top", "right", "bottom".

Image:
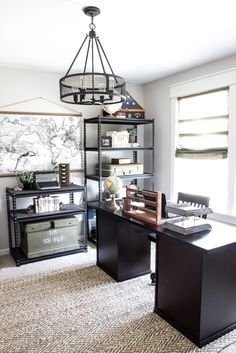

{"left": 101, "top": 136, "right": 112, "bottom": 147}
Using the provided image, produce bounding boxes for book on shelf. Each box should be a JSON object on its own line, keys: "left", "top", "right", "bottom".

{"left": 33, "top": 196, "right": 60, "bottom": 213}
{"left": 111, "top": 158, "right": 131, "bottom": 164}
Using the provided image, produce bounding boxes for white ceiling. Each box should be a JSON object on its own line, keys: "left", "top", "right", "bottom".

{"left": 1, "top": 0, "right": 236, "bottom": 84}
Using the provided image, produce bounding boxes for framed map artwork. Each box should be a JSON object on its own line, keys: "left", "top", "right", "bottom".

{"left": 0, "top": 112, "right": 83, "bottom": 174}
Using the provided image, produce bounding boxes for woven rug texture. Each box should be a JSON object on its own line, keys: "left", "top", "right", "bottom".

{"left": 0, "top": 246, "right": 236, "bottom": 353}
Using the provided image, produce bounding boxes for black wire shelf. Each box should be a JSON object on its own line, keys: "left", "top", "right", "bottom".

{"left": 10, "top": 245, "right": 87, "bottom": 267}
{"left": 84, "top": 116, "right": 154, "bottom": 125}
{"left": 86, "top": 173, "right": 154, "bottom": 181}
{"left": 9, "top": 204, "right": 86, "bottom": 222}
{"left": 85, "top": 147, "right": 154, "bottom": 151}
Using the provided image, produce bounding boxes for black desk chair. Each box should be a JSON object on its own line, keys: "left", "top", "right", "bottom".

{"left": 149, "top": 192, "right": 210, "bottom": 284}
{"left": 177, "top": 192, "right": 210, "bottom": 219}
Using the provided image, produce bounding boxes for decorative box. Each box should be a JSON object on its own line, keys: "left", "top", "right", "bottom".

{"left": 96, "top": 163, "right": 143, "bottom": 177}
{"left": 20, "top": 217, "right": 80, "bottom": 259}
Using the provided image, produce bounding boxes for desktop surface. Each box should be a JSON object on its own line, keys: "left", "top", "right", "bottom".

{"left": 89, "top": 201, "right": 236, "bottom": 252}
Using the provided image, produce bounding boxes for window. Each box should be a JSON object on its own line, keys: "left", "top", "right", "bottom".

{"left": 174, "top": 88, "right": 229, "bottom": 214}
{"left": 170, "top": 68, "right": 236, "bottom": 223}
{"left": 176, "top": 89, "right": 229, "bottom": 159}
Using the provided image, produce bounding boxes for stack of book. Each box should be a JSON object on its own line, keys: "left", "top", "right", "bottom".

{"left": 33, "top": 196, "right": 60, "bottom": 213}
{"left": 106, "top": 131, "right": 130, "bottom": 147}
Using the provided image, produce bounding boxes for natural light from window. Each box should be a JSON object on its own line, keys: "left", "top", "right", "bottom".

{"left": 175, "top": 89, "right": 229, "bottom": 214}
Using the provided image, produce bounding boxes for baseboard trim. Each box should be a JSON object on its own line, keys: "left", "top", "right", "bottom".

{"left": 0, "top": 248, "right": 10, "bottom": 256}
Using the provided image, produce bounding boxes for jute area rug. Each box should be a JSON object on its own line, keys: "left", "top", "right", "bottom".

{"left": 1, "top": 245, "right": 236, "bottom": 353}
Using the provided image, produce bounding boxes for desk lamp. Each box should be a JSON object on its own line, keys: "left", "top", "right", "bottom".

{"left": 14, "top": 151, "right": 36, "bottom": 190}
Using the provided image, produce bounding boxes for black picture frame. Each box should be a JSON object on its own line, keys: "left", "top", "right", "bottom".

{"left": 101, "top": 136, "right": 112, "bottom": 147}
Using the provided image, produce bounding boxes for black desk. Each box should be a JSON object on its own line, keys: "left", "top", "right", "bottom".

{"left": 90, "top": 202, "right": 236, "bottom": 347}
{"left": 90, "top": 202, "right": 152, "bottom": 281}
{"left": 155, "top": 220, "right": 236, "bottom": 347}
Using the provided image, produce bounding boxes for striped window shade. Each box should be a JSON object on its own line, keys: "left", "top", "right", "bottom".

{"left": 176, "top": 88, "right": 229, "bottom": 159}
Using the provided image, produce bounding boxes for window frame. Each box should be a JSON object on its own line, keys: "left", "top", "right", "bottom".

{"left": 169, "top": 67, "right": 236, "bottom": 225}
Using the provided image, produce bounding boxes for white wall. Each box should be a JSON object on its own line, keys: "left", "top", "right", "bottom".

{"left": 0, "top": 66, "right": 143, "bottom": 254}
{"left": 143, "top": 54, "right": 236, "bottom": 199}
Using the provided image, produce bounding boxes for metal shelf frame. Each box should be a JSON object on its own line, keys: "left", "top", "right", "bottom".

{"left": 84, "top": 117, "right": 154, "bottom": 125}
{"left": 84, "top": 116, "right": 155, "bottom": 202}
{"left": 85, "top": 173, "right": 154, "bottom": 182}
{"left": 6, "top": 184, "right": 88, "bottom": 266}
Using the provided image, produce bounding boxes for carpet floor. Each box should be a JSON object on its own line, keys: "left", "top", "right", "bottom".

{"left": 0, "top": 245, "right": 236, "bottom": 353}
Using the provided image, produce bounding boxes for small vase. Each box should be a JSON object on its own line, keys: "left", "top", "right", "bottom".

{"left": 129, "top": 135, "right": 135, "bottom": 143}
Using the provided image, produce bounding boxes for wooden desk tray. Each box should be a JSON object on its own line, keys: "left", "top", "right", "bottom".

{"left": 123, "top": 187, "right": 164, "bottom": 225}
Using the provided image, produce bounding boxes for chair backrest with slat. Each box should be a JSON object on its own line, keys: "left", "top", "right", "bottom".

{"left": 177, "top": 192, "right": 210, "bottom": 219}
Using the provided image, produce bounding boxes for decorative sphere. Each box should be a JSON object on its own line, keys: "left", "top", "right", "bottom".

{"left": 103, "top": 175, "right": 122, "bottom": 195}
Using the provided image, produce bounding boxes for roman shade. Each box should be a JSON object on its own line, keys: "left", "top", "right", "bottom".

{"left": 176, "top": 88, "right": 229, "bottom": 159}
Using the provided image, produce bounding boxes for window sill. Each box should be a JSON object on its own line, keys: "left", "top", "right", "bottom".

{"left": 209, "top": 213, "right": 236, "bottom": 227}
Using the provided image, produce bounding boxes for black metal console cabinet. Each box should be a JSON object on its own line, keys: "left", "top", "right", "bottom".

{"left": 6, "top": 184, "right": 87, "bottom": 266}
{"left": 84, "top": 116, "right": 155, "bottom": 202}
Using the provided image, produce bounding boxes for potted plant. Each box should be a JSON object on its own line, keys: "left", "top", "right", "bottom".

{"left": 19, "top": 171, "right": 35, "bottom": 190}
{"left": 127, "top": 127, "right": 136, "bottom": 143}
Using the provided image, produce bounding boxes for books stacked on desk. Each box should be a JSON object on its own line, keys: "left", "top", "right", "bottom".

{"left": 164, "top": 203, "right": 213, "bottom": 235}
